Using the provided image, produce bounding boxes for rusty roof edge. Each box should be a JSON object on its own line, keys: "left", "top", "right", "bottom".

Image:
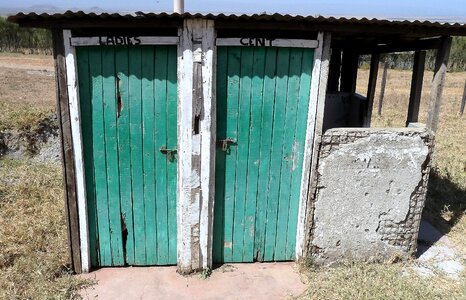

{"left": 7, "top": 10, "right": 466, "bottom": 28}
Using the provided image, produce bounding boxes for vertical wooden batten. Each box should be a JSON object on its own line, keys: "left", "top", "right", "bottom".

{"left": 63, "top": 29, "right": 90, "bottom": 273}
{"left": 199, "top": 21, "right": 216, "bottom": 269}
{"left": 177, "top": 18, "right": 216, "bottom": 273}
{"left": 427, "top": 36, "right": 452, "bottom": 132}
{"left": 52, "top": 29, "right": 82, "bottom": 273}
{"left": 378, "top": 62, "right": 388, "bottom": 116}
{"left": 406, "top": 50, "right": 426, "bottom": 126}
{"left": 296, "top": 32, "right": 331, "bottom": 258}
{"left": 364, "top": 53, "right": 380, "bottom": 127}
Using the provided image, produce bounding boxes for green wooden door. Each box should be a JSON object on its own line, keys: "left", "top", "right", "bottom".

{"left": 76, "top": 45, "right": 177, "bottom": 267}
{"left": 213, "top": 46, "right": 314, "bottom": 263}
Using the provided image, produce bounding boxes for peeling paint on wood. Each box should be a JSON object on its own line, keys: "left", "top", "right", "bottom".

{"left": 63, "top": 29, "right": 91, "bottom": 273}
{"left": 177, "top": 19, "right": 216, "bottom": 274}
{"left": 213, "top": 45, "right": 315, "bottom": 263}
{"left": 296, "top": 32, "right": 331, "bottom": 258}
{"left": 77, "top": 44, "right": 178, "bottom": 267}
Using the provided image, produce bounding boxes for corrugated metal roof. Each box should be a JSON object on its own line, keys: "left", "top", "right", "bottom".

{"left": 7, "top": 10, "right": 466, "bottom": 27}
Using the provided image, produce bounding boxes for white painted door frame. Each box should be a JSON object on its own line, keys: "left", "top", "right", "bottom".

{"left": 216, "top": 37, "right": 319, "bottom": 48}
{"left": 63, "top": 22, "right": 329, "bottom": 273}
{"left": 65, "top": 31, "right": 180, "bottom": 273}
{"left": 70, "top": 36, "right": 179, "bottom": 46}
{"left": 215, "top": 32, "right": 330, "bottom": 260}
{"left": 63, "top": 29, "right": 91, "bottom": 273}
{"left": 295, "top": 32, "right": 332, "bottom": 258}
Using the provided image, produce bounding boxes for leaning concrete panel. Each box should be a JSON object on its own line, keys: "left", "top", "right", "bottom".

{"left": 310, "top": 128, "right": 433, "bottom": 263}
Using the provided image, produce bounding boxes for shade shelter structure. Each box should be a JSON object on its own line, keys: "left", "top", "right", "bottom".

{"left": 8, "top": 11, "right": 466, "bottom": 274}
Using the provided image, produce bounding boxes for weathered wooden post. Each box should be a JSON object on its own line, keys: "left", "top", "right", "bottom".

{"left": 378, "top": 62, "right": 388, "bottom": 116}
{"left": 406, "top": 50, "right": 426, "bottom": 126}
{"left": 427, "top": 36, "right": 452, "bottom": 132}
{"left": 461, "top": 79, "right": 466, "bottom": 116}
{"left": 364, "top": 53, "right": 380, "bottom": 126}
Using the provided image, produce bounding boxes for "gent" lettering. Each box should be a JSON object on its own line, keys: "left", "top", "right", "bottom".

{"left": 239, "top": 37, "right": 276, "bottom": 47}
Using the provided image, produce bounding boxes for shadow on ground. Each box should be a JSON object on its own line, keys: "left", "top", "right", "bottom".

{"left": 418, "top": 169, "right": 466, "bottom": 253}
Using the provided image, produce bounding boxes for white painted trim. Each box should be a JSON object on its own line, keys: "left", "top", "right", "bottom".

{"left": 295, "top": 32, "right": 331, "bottom": 258}
{"left": 177, "top": 23, "right": 194, "bottom": 272}
{"left": 63, "top": 29, "right": 90, "bottom": 273}
{"left": 216, "top": 38, "right": 319, "bottom": 48}
{"left": 199, "top": 20, "right": 216, "bottom": 269}
{"left": 71, "top": 36, "right": 179, "bottom": 46}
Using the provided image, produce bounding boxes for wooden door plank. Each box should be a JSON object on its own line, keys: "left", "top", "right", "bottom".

{"left": 254, "top": 48, "right": 278, "bottom": 261}
{"left": 166, "top": 46, "right": 178, "bottom": 264}
{"left": 274, "top": 48, "right": 303, "bottom": 260}
{"left": 222, "top": 47, "right": 241, "bottom": 262}
{"left": 285, "top": 49, "right": 314, "bottom": 259}
{"left": 213, "top": 47, "right": 228, "bottom": 263}
{"left": 264, "top": 48, "right": 291, "bottom": 261}
{"left": 129, "top": 46, "right": 146, "bottom": 264}
{"left": 141, "top": 46, "right": 157, "bottom": 265}
{"left": 76, "top": 47, "right": 99, "bottom": 267}
{"left": 154, "top": 46, "right": 170, "bottom": 264}
{"left": 242, "top": 47, "right": 266, "bottom": 262}
{"left": 102, "top": 46, "right": 124, "bottom": 265}
{"left": 115, "top": 46, "right": 135, "bottom": 265}
{"left": 232, "top": 47, "right": 254, "bottom": 262}
{"left": 88, "top": 47, "right": 112, "bottom": 266}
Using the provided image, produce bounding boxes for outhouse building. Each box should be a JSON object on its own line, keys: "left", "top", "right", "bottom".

{"left": 8, "top": 11, "right": 466, "bottom": 274}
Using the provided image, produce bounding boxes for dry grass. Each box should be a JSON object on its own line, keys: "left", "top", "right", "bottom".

{"left": 300, "top": 261, "right": 466, "bottom": 300}
{"left": 0, "top": 159, "right": 91, "bottom": 299}
{"left": 0, "top": 54, "right": 90, "bottom": 299}
{"left": 0, "top": 55, "right": 55, "bottom": 131}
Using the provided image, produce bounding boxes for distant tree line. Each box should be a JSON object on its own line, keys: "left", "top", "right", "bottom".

{"left": 360, "top": 37, "right": 466, "bottom": 72}
{"left": 0, "top": 16, "right": 52, "bottom": 54}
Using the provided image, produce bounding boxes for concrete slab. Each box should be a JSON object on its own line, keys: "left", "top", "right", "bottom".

{"left": 79, "top": 262, "right": 307, "bottom": 300}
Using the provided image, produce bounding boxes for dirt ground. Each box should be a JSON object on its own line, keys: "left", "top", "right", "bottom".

{"left": 0, "top": 53, "right": 54, "bottom": 70}
{"left": 0, "top": 53, "right": 55, "bottom": 109}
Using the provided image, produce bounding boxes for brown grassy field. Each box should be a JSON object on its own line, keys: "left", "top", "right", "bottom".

{"left": 0, "top": 53, "right": 90, "bottom": 299}
{"left": 0, "top": 53, "right": 464, "bottom": 299}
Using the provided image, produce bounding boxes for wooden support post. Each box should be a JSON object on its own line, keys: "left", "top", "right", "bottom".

{"left": 327, "top": 46, "right": 341, "bottom": 92}
{"left": 364, "top": 53, "right": 380, "bottom": 126}
{"left": 427, "top": 36, "right": 452, "bottom": 132}
{"left": 296, "top": 32, "right": 331, "bottom": 258}
{"left": 460, "top": 79, "right": 466, "bottom": 116}
{"left": 406, "top": 51, "right": 426, "bottom": 126}
{"left": 62, "top": 29, "right": 90, "bottom": 273}
{"left": 378, "top": 62, "right": 388, "bottom": 116}
{"left": 340, "top": 49, "right": 359, "bottom": 93}
{"left": 177, "top": 18, "right": 216, "bottom": 274}
{"left": 52, "top": 28, "right": 82, "bottom": 274}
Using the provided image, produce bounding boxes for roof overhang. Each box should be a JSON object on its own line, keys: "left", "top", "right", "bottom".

{"left": 7, "top": 11, "right": 466, "bottom": 37}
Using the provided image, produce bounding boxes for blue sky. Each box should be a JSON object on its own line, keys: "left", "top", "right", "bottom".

{"left": 3, "top": 0, "right": 466, "bottom": 20}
